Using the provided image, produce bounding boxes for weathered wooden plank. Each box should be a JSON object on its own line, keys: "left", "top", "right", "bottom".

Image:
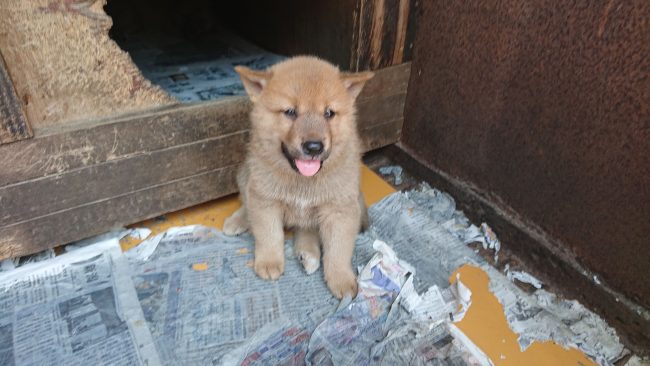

{"left": 0, "top": 165, "right": 239, "bottom": 259}
{"left": 0, "top": 64, "right": 409, "bottom": 187}
{"left": 0, "top": 131, "right": 248, "bottom": 226}
{"left": 358, "top": 92, "right": 406, "bottom": 128}
{"left": 379, "top": 0, "right": 401, "bottom": 67}
{"left": 357, "top": 62, "right": 411, "bottom": 102}
{"left": 0, "top": 51, "right": 32, "bottom": 145}
{"left": 0, "top": 98, "right": 250, "bottom": 187}
{"left": 361, "top": 118, "right": 403, "bottom": 151}
{"left": 351, "top": 0, "right": 415, "bottom": 70}
{"left": 402, "top": 0, "right": 419, "bottom": 62}
{"left": 351, "top": 0, "right": 375, "bottom": 71}
{"left": 391, "top": 0, "right": 411, "bottom": 65}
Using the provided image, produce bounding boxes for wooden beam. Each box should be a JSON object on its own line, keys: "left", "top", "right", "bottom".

{"left": 0, "top": 98, "right": 250, "bottom": 187}
{"left": 0, "top": 165, "right": 239, "bottom": 259}
{"left": 0, "top": 63, "right": 410, "bottom": 259}
{"left": 350, "top": 0, "right": 417, "bottom": 70}
{"left": 361, "top": 118, "right": 403, "bottom": 151}
{"left": 357, "top": 62, "right": 410, "bottom": 102}
{"left": 358, "top": 92, "right": 406, "bottom": 128}
{"left": 0, "top": 52, "right": 32, "bottom": 145}
{"left": 0, "top": 131, "right": 248, "bottom": 226}
{"left": 0, "top": 63, "right": 410, "bottom": 186}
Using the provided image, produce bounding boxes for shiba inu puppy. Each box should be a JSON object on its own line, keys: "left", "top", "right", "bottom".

{"left": 223, "top": 56, "right": 373, "bottom": 299}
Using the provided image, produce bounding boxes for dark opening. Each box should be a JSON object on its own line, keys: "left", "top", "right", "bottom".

{"left": 104, "top": 0, "right": 355, "bottom": 103}
{"left": 104, "top": 1, "right": 284, "bottom": 102}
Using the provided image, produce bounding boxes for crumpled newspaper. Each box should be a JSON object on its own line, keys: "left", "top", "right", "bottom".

{"left": 306, "top": 240, "right": 485, "bottom": 365}
{"left": 378, "top": 165, "right": 404, "bottom": 185}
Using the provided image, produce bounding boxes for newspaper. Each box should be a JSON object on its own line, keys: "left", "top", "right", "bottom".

{"left": 626, "top": 356, "right": 650, "bottom": 366}
{"left": 372, "top": 321, "right": 488, "bottom": 366}
{"left": 400, "top": 275, "right": 471, "bottom": 324}
{"left": 503, "top": 264, "right": 543, "bottom": 289}
{"left": 305, "top": 240, "right": 487, "bottom": 366}
{"left": 0, "top": 248, "right": 55, "bottom": 273}
{"left": 403, "top": 184, "right": 501, "bottom": 261}
{"left": 370, "top": 186, "right": 626, "bottom": 365}
{"left": 378, "top": 165, "right": 404, "bottom": 185}
{"left": 367, "top": 187, "right": 486, "bottom": 292}
{"left": 484, "top": 263, "right": 626, "bottom": 366}
{"left": 305, "top": 240, "right": 414, "bottom": 365}
{"left": 0, "top": 183, "right": 628, "bottom": 365}
{"left": 0, "top": 238, "right": 160, "bottom": 366}
{"left": 127, "top": 226, "right": 339, "bottom": 365}
{"left": 220, "top": 309, "right": 332, "bottom": 365}
{"left": 124, "top": 32, "right": 285, "bottom": 102}
{"left": 125, "top": 218, "right": 487, "bottom": 366}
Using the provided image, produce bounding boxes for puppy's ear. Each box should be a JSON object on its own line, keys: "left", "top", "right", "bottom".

{"left": 234, "top": 66, "right": 271, "bottom": 101}
{"left": 340, "top": 71, "right": 374, "bottom": 100}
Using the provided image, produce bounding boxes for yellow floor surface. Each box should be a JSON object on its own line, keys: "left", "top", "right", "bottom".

{"left": 121, "top": 165, "right": 596, "bottom": 366}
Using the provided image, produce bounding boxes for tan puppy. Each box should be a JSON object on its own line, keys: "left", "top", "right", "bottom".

{"left": 223, "top": 56, "right": 373, "bottom": 299}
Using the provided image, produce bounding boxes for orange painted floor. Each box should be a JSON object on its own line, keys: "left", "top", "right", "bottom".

{"left": 122, "top": 165, "right": 596, "bottom": 366}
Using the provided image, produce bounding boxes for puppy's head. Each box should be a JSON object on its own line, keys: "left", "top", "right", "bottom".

{"left": 235, "top": 56, "right": 373, "bottom": 177}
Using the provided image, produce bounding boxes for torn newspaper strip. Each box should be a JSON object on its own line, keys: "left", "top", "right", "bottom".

{"left": 0, "top": 238, "right": 160, "bottom": 366}
{"left": 0, "top": 248, "right": 55, "bottom": 273}
{"left": 484, "top": 264, "right": 626, "bottom": 365}
{"left": 378, "top": 165, "right": 404, "bottom": 185}
{"left": 503, "top": 264, "right": 544, "bottom": 289}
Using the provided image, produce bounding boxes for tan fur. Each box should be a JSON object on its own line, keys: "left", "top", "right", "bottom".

{"left": 223, "top": 56, "right": 373, "bottom": 299}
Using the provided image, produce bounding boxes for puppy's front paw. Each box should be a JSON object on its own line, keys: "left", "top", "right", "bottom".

{"left": 254, "top": 255, "right": 285, "bottom": 280}
{"left": 326, "top": 271, "right": 358, "bottom": 299}
{"left": 223, "top": 215, "right": 247, "bottom": 236}
{"left": 297, "top": 251, "right": 320, "bottom": 275}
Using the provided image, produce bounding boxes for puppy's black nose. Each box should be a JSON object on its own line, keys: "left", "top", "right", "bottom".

{"left": 302, "top": 141, "right": 324, "bottom": 156}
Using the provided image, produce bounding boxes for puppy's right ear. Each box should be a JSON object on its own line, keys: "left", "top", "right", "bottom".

{"left": 234, "top": 66, "right": 271, "bottom": 102}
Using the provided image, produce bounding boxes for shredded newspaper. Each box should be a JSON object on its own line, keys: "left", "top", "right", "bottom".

{"left": 0, "top": 184, "right": 630, "bottom": 365}
{"left": 0, "top": 237, "right": 159, "bottom": 366}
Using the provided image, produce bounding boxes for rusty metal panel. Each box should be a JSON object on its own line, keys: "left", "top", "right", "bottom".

{"left": 403, "top": 0, "right": 650, "bottom": 312}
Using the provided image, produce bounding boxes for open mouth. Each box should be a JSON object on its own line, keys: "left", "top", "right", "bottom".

{"left": 282, "top": 144, "right": 323, "bottom": 177}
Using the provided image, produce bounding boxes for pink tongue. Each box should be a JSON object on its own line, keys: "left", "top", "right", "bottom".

{"left": 294, "top": 159, "right": 321, "bottom": 176}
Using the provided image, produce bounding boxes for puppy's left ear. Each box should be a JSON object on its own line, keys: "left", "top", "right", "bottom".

{"left": 340, "top": 71, "right": 374, "bottom": 100}
{"left": 234, "top": 66, "right": 271, "bottom": 102}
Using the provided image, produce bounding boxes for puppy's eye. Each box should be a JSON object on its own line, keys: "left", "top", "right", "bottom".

{"left": 324, "top": 108, "right": 336, "bottom": 119}
{"left": 283, "top": 108, "right": 297, "bottom": 119}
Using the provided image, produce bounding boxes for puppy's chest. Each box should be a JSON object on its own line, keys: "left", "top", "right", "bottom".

{"left": 282, "top": 199, "right": 320, "bottom": 228}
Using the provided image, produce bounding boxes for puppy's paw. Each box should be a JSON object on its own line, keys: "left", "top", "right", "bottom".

{"left": 223, "top": 215, "right": 247, "bottom": 236}
{"left": 297, "top": 251, "right": 320, "bottom": 275}
{"left": 326, "top": 271, "right": 358, "bottom": 299}
{"left": 254, "top": 256, "right": 285, "bottom": 280}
